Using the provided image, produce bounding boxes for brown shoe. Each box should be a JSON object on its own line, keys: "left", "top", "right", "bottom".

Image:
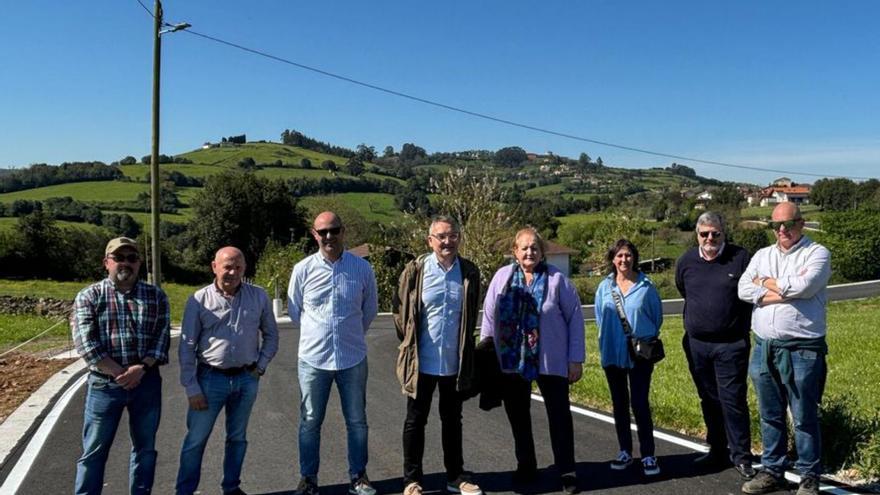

{"left": 446, "top": 476, "right": 482, "bottom": 495}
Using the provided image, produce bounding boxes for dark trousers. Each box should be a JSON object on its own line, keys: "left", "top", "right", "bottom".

{"left": 403, "top": 373, "right": 463, "bottom": 484}
{"left": 603, "top": 361, "right": 655, "bottom": 458}
{"left": 683, "top": 334, "right": 752, "bottom": 465}
{"left": 501, "top": 373, "right": 575, "bottom": 474}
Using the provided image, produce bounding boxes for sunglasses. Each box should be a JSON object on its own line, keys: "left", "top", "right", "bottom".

{"left": 108, "top": 253, "right": 140, "bottom": 263}
{"left": 698, "top": 231, "right": 722, "bottom": 239}
{"left": 314, "top": 227, "right": 342, "bottom": 237}
{"left": 768, "top": 219, "right": 800, "bottom": 231}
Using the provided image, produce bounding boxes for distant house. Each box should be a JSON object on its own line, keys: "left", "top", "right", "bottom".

{"left": 543, "top": 240, "right": 578, "bottom": 276}
{"left": 759, "top": 185, "right": 811, "bottom": 206}
{"left": 347, "top": 244, "right": 413, "bottom": 266}
{"left": 201, "top": 142, "right": 212, "bottom": 149}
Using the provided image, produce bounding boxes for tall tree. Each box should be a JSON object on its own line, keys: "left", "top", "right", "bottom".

{"left": 186, "top": 171, "right": 308, "bottom": 275}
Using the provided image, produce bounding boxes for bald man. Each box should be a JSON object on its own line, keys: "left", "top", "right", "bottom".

{"left": 738, "top": 202, "right": 831, "bottom": 495}
{"left": 176, "top": 247, "right": 279, "bottom": 495}
{"left": 287, "top": 212, "right": 379, "bottom": 495}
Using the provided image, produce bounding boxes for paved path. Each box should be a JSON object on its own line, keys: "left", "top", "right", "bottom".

{"left": 4, "top": 315, "right": 842, "bottom": 495}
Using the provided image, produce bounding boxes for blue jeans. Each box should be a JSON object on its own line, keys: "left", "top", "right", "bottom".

{"left": 749, "top": 339, "right": 827, "bottom": 478}
{"left": 298, "top": 357, "right": 368, "bottom": 480}
{"left": 175, "top": 366, "right": 260, "bottom": 495}
{"left": 74, "top": 369, "right": 162, "bottom": 495}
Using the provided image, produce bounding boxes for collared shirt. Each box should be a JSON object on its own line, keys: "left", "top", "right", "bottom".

{"left": 699, "top": 241, "right": 726, "bottom": 261}
{"left": 594, "top": 272, "right": 663, "bottom": 369}
{"left": 738, "top": 235, "right": 831, "bottom": 340}
{"left": 179, "top": 282, "right": 280, "bottom": 397}
{"left": 418, "top": 253, "right": 463, "bottom": 376}
{"left": 288, "top": 251, "right": 379, "bottom": 371}
{"left": 72, "top": 278, "right": 170, "bottom": 370}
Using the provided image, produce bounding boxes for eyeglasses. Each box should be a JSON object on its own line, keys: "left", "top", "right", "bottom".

{"left": 698, "top": 231, "right": 722, "bottom": 239}
{"left": 314, "top": 227, "right": 342, "bottom": 237}
{"left": 767, "top": 219, "right": 800, "bottom": 231}
{"left": 430, "top": 233, "right": 460, "bottom": 242}
{"left": 108, "top": 253, "right": 140, "bottom": 263}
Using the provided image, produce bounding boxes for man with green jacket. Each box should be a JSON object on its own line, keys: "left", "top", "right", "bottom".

{"left": 393, "top": 215, "right": 482, "bottom": 495}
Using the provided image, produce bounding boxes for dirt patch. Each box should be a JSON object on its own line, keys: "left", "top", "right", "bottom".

{"left": 0, "top": 353, "right": 77, "bottom": 423}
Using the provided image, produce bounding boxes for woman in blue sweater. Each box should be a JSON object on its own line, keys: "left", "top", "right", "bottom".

{"left": 594, "top": 239, "right": 663, "bottom": 476}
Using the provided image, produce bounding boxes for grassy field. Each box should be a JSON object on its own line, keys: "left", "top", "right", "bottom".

{"left": 0, "top": 181, "right": 147, "bottom": 203}
{"left": 0, "top": 217, "right": 111, "bottom": 234}
{"left": 299, "top": 193, "right": 403, "bottom": 223}
{"left": 177, "top": 142, "right": 352, "bottom": 169}
{"left": 741, "top": 204, "right": 821, "bottom": 220}
{"left": 572, "top": 296, "right": 880, "bottom": 446}
{"left": 117, "top": 163, "right": 227, "bottom": 181}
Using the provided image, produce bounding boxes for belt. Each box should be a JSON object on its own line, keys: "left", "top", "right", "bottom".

{"left": 199, "top": 362, "right": 255, "bottom": 376}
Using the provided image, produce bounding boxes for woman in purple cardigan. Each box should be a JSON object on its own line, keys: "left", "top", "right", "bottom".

{"left": 480, "top": 227, "right": 585, "bottom": 494}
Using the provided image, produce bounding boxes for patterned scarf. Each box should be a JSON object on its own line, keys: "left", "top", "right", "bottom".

{"left": 497, "top": 262, "right": 547, "bottom": 381}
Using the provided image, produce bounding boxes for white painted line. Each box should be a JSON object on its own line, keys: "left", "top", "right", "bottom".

{"left": 0, "top": 372, "right": 88, "bottom": 494}
{"left": 532, "top": 393, "right": 858, "bottom": 494}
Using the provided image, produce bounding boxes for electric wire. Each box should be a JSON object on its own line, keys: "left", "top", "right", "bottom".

{"left": 130, "top": 2, "right": 869, "bottom": 182}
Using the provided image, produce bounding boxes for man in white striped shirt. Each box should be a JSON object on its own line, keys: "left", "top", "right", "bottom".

{"left": 288, "top": 211, "right": 379, "bottom": 495}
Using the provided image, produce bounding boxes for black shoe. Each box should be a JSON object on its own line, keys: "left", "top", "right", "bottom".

{"left": 742, "top": 470, "right": 786, "bottom": 494}
{"left": 511, "top": 467, "right": 537, "bottom": 485}
{"left": 225, "top": 489, "right": 248, "bottom": 495}
{"left": 560, "top": 473, "right": 578, "bottom": 495}
{"left": 735, "top": 463, "right": 757, "bottom": 480}
{"left": 796, "top": 476, "right": 819, "bottom": 495}
{"left": 295, "top": 477, "right": 320, "bottom": 495}
{"left": 693, "top": 451, "right": 730, "bottom": 470}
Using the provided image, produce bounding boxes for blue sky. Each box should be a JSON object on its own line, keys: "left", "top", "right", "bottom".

{"left": 2, "top": 1, "right": 878, "bottom": 185}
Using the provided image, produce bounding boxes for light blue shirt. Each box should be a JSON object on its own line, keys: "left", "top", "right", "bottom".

{"left": 594, "top": 272, "right": 663, "bottom": 369}
{"left": 737, "top": 235, "right": 831, "bottom": 340}
{"left": 287, "top": 251, "right": 379, "bottom": 371}
{"left": 418, "top": 254, "right": 463, "bottom": 376}
{"left": 179, "top": 282, "right": 279, "bottom": 397}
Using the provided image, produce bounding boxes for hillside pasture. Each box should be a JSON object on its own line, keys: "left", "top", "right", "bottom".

{"left": 0, "top": 181, "right": 147, "bottom": 203}
{"left": 298, "top": 193, "right": 402, "bottom": 223}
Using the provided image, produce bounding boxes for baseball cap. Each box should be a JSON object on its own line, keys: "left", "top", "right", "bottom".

{"left": 105, "top": 237, "right": 139, "bottom": 256}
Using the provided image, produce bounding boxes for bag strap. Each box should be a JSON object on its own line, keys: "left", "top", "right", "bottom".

{"left": 610, "top": 289, "right": 634, "bottom": 338}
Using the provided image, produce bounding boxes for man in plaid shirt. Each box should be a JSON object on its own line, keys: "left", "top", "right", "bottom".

{"left": 72, "top": 237, "right": 171, "bottom": 495}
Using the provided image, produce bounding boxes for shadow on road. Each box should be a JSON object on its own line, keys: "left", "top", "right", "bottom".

{"left": 259, "top": 452, "right": 730, "bottom": 495}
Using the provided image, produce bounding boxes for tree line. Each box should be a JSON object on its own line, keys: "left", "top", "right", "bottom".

{"left": 0, "top": 162, "right": 122, "bottom": 193}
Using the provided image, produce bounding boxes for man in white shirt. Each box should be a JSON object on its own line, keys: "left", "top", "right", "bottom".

{"left": 738, "top": 202, "right": 830, "bottom": 495}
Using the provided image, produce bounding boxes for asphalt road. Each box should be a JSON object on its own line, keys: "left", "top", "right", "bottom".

{"left": 10, "top": 315, "right": 796, "bottom": 495}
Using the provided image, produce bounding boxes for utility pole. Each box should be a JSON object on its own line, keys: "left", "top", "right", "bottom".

{"left": 149, "top": 1, "right": 189, "bottom": 287}
{"left": 150, "top": 0, "right": 163, "bottom": 287}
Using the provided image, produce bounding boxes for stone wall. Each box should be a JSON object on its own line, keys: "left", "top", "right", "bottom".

{"left": 0, "top": 296, "right": 73, "bottom": 319}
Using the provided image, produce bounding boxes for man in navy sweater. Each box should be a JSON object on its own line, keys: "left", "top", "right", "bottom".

{"left": 675, "top": 211, "right": 755, "bottom": 480}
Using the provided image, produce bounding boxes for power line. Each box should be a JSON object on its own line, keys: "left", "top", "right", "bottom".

{"left": 176, "top": 28, "right": 871, "bottom": 181}
{"left": 134, "top": 0, "right": 154, "bottom": 18}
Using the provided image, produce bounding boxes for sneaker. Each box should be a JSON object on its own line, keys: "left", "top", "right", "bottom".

{"left": 446, "top": 475, "right": 482, "bottom": 495}
{"left": 642, "top": 456, "right": 660, "bottom": 476}
{"left": 403, "top": 482, "right": 423, "bottom": 495}
{"left": 735, "top": 462, "right": 757, "bottom": 480}
{"left": 610, "top": 450, "right": 634, "bottom": 470}
{"left": 225, "top": 489, "right": 248, "bottom": 495}
{"left": 796, "top": 476, "right": 819, "bottom": 495}
{"left": 349, "top": 474, "right": 377, "bottom": 495}
{"left": 560, "top": 473, "right": 578, "bottom": 495}
{"left": 742, "top": 470, "right": 786, "bottom": 494}
{"left": 295, "top": 477, "right": 319, "bottom": 495}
